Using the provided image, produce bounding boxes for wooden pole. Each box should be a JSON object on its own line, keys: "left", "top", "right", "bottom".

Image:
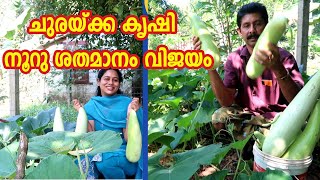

{"left": 9, "top": 70, "right": 19, "bottom": 116}
{"left": 296, "top": 0, "right": 310, "bottom": 73}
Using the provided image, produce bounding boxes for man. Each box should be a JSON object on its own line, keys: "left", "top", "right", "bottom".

{"left": 193, "top": 2, "right": 304, "bottom": 134}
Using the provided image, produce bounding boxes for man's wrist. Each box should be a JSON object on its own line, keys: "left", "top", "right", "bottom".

{"left": 276, "top": 69, "right": 290, "bottom": 80}
{"left": 271, "top": 63, "right": 289, "bottom": 80}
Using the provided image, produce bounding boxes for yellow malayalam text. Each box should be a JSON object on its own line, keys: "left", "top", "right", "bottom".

{"left": 143, "top": 45, "right": 214, "bottom": 69}
{"left": 121, "top": 10, "right": 177, "bottom": 40}
{"left": 27, "top": 10, "right": 117, "bottom": 39}
{"left": 2, "top": 50, "right": 50, "bottom": 74}
{"left": 53, "top": 50, "right": 140, "bottom": 69}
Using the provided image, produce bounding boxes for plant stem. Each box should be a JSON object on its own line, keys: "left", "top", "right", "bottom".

{"left": 76, "top": 148, "right": 85, "bottom": 179}
{"left": 15, "top": 131, "right": 28, "bottom": 179}
{"left": 210, "top": 123, "right": 216, "bottom": 143}
{"left": 233, "top": 149, "right": 243, "bottom": 180}
{"left": 82, "top": 143, "right": 89, "bottom": 179}
{"left": 182, "top": 141, "right": 187, "bottom": 151}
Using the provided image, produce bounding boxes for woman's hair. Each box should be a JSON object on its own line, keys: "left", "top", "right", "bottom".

{"left": 96, "top": 69, "right": 123, "bottom": 96}
{"left": 237, "top": 2, "right": 268, "bottom": 28}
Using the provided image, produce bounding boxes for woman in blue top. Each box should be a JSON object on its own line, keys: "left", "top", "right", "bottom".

{"left": 73, "top": 69, "right": 142, "bottom": 179}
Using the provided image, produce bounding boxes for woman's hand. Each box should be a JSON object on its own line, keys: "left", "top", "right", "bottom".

{"left": 192, "top": 36, "right": 201, "bottom": 50}
{"left": 72, "top": 99, "right": 82, "bottom": 112}
{"left": 128, "top": 97, "right": 141, "bottom": 112}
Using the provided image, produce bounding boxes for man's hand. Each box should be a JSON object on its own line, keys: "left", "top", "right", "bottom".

{"left": 192, "top": 36, "right": 201, "bottom": 50}
{"left": 254, "top": 42, "right": 281, "bottom": 71}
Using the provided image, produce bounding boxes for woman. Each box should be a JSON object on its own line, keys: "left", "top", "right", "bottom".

{"left": 73, "top": 69, "right": 143, "bottom": 179}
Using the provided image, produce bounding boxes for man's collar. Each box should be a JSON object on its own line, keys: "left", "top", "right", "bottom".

{"left": 239, "top": 45, "right": 251, "bottom": 61}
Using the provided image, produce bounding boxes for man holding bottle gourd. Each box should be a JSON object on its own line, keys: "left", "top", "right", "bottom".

{"left": 193, "top": 2, "right": 304, "bottom": 139}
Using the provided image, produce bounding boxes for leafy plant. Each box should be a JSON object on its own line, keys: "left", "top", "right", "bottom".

{"left": 0, "top": 142, "right": 19, "bottom": 178}
{"left": 148, "top": 143, "right": 230, "bottom": 179}
{"left": 148, "top": 134, "right": 254, "bottom": 179}
{"left": 0, "top": 109, "right": 123, "bottom": 179}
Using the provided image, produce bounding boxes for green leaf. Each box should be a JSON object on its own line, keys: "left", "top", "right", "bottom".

{"left": 22, "top": 109, "right": 53, "bottom": 138}
{"left": 28, "top": 131, "right": 76, "bottom": 159}
{"left": 193, "top": 91, "right": 204, "bottom": 100}
{"left": 153, "top": 135, "right": 175, "bottom": 148}
{"left": 195, "top": 2, "right": 213, "bottom": 10}
{"left": 202, "top": 169, "right": 229, "bottom": 180}
{"left": 0, "top": 142, "right": 19, "bottom": 178}
{"left": 27, "top": 131, "right": 122, "bottom": 159}
{"left": 149, "top": 110, "right": 178, "bottom": 146}
{"left": 184, "top": 76, "right": 202, "bottom": 88}
{"left": 231, "top": 134, "right": 252, "bottom": 150}
{"left": 148, "top": 120, "right": 166, "bottom": 136}
{"left": 130, "top": 10, "right": 138, "bottom": 16}
{"left": 204, "top": 86, "right": 215, "bottom": 102}
{"left": 25, "top": 154, "right": 81, "bottom": 179}
{"left": 177, "top": 111, "right": 196, "bottom": 128}
{"left": 6, "top": 115, "right": 25, "bottom": 122}
{"left": 310, "top": 16, "right": 320, "bottom": 25}
{"left": 148, "top": 69, "right": 181, "bottom": 79}
{"left": 22, "top": 117, "right": 38, "bottom": 137}
{"left": 6, "top": 115, "right": 26, "bottom": 127}
{"left": 193, "top": 107, "right": 212, "bottom": 125}
{"left": 22, "top": 110, "right": 51, "bottom": 137}
{"left": 154, "top": 145, "right": 171, "bottom": 156}
{"left": 310, "top": 3, "right": 320, "bottom": 13}
{"left": 149, "top": 109, "right": 179, "bottom": 135}
{"left": 156, "top": 97, "right": 183, "bottom": 109}
{"left": 17, "top": 7, "right": 31, "bottom": 29}
{"left": 148, "top": 131, "right": 165, "bottom": 143}
{"left": 78, "top": 130, "right": 122, "bottom": 156}
{"left": 180, "top": 129, "right": 198, "bottom": 144}
{"left": 4, "top": 30, "right": 15, "bottom": 40}
{"left": 148, "top": 144, "right": 231, "bottom": 180}
{"left": 167, "top": 129, "right": 186, "bottom": 149}
{"left": 175, "top": 85, "right": 195, "bottom": 99}
{"left": 168, "top": 76, "right": 179, "bottom": 87}
{"left": 246, "top": 168, "right": 292, "bottom": 180}
{"left": 31, "top": 126, "right": 48, "bottom": 136}
{"left": 0, "top": 121, "right": 19, "bottom": 144}
{"left": 2, "top": 7, "right": 31, "bottom": 39}
{"left": 162, "top": 109, "right": 179, "bottom": 127}
{"left": 149, "top": 89, "right": 167, "bottom": 101}
{"left": 118, "top": 4, "right": 124, "bottom": 18}
{"left": 237, "top": 173, "right": 250, "bottom": 180}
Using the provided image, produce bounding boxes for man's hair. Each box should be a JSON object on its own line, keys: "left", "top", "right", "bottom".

{"left": 237, "top": 2, "right": 268, "bottom": 28}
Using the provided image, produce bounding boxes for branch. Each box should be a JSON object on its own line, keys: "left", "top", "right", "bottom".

{"left": 36, "top": 34, "right": 73, "bottom": 49}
